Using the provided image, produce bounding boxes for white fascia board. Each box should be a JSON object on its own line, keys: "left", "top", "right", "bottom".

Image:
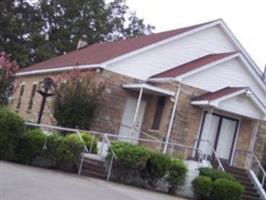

{"left": 147, "top": 77, "right": 176, "bottom": 83}
{"left": 176, "top": 53, "right": 239, "bottom": 81}
{"left": 218, "top": 20, "right": 263, "bottom": 76}
{"left": 16, "top": 64, "right": 107, "bottom": 77}
{"left": 191, "top": 100, "right": 209, "bottom": 105}
{"left": 176, "top": 53, "right": 266, "bottom": 97}
{"left": 211, "top": 88, "right": 266, "bottom": 116}
{"left": 103, "top": 20, "right": 222, "bottom": 66}
{"left": 212, "top": 88, "right": 248, "bottom": 103}
{"left": 246, "top": 90, "right": 266, "bottom": 115}
{"left": 237, "top": 54, "right": 266, "bottom": 94}
{"left": 123, "top": 83, "right": 175, "bottom": 96}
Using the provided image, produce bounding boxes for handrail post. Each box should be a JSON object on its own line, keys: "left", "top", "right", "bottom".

{"left": 107, "top": 154, "right": 114, "bottom": 181}
{"left": 78, "top": 153, "right": 85, "bottom": 175}
{"left": 100, "top": 136, "right": 105, "bottom": 156}
{"left": 76, "top": 130, "right": 89, "bottom": 153}
{"left": 89, "top": 135, "right": 95, "bottom": 153}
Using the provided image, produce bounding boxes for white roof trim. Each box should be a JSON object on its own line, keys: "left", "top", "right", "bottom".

{"left": 103, "top": 20, "right": 222, "bottom": 66}
{"left": 218, "top": 20, "right": 263, "bottom": 77}
{"left": 175, "top": 53, "right": 239, "bottom": 81}
{"left": 191, "top": 88, "right": 266, "bottom": 119}
{"left": 175, "top": 53, "right": 266, "bottom": 98}
{"left": 17, "top": 19, "right": 265, "bottom": 80}
{"left": 147, "top": 77, "right": 177, "bottom": 83}
{"left": 123, "top": 83, "right": 175, "bottom": 96}
{"left": 16, "top": 64, "right": 107, "bottom": 76}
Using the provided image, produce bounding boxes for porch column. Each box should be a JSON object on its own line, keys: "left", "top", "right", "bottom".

{"left": 246, "top": 121, "right": 260, "bottom": 168}
{"left": 163, "top": 83, "right": 181, "bottom": 153}
{"left": 203, "top": 108, "right": 213, "bottom": 159}
{"left": 131, "top": 85, "right": 144, "bottom": 135}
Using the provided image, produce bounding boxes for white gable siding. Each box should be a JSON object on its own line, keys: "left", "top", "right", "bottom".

{"left": 182, "top": 58, "right": 266, "bottom": 104}
{"left": 218, "top": 94, "right": 263, "bottom": 120}
{"left": 106, "top": 25, "right": 236, "bottom": 80}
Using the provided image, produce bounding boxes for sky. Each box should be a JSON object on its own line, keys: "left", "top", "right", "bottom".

{"left": 126, "top": 0, "right": 266, "bottom": 71}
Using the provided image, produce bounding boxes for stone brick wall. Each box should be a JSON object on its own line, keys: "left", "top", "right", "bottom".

{"left": 233, "top": 118, "right": 254, "bottom": 168}
{"left": 10, "top": 69, "right": 138, "bottom": 134}
{"left": 10, "top": 69, "right": 266, "bottom": 168}
{"left": 10, "top": 73, "right": 56, "bottom": 124}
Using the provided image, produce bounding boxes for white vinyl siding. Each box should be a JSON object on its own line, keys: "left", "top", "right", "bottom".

{"left": 218, "top": 94, "right": 263, "bottom": 120}
{"left": 107, "top": 26, "right": 236, "bottom": 80}
{"left": 182, "top": 58, "right": 266, "bottom": 103}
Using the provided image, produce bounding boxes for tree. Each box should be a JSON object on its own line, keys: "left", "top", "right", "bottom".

{"left": 0, "top": 52, "right": 19, "bottom": 106}
{"left": 0, "top": 0, "right": 44, "bottom": 67}
{"left": 0, "top": 0, "right": 154, "bottom": 68}
{"left": 53, "top": 69, "right": 104, "bottom": 129}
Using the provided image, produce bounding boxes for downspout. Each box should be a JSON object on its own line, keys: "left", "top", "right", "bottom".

{"left": 163, "top": 83, "right": 181, "bottom": 153}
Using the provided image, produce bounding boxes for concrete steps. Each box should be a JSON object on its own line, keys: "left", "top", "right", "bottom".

{"left": 80, "top": 154, "right": 107, "bottom": 180}
{"left": 226, "top": 167, "right": 260, "bottom": 200}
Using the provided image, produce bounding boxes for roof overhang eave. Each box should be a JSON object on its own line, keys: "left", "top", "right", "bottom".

{"left": 15, "top": 64, "right": 107, "bottom": 77}
{"left": 191, "top": 89, "right": 266, "bottom": 121}
{"left": 123, "top": 83, "right": 175, "bottom": 96}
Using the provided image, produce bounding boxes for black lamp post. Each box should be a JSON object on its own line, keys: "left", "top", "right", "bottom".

{"left": 37, "top": 77, "right": 55, "bottom": 124}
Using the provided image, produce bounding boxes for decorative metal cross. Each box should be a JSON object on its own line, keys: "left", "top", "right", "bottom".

{"left": 37, "top": 77, "right": 55, "bottom": 124}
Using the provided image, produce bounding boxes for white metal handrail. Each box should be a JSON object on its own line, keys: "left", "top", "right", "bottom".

{"left": 25, "top": 122, "right": 215, "bottom": 181}
{"left": 193, "top": 138, "right": 225, "bottom": 171}
{"left": 250, "top": 152, "right": 266, "bottom": 186}
{"left": 25, "top": 122, "right": 89, "bottom": 153}
{"left": 119, "top": 123, "right": 161, "bottom": 142}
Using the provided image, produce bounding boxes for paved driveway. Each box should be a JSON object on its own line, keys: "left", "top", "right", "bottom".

{"left": 0, "top": 161, "right": 185, "bottom": 200}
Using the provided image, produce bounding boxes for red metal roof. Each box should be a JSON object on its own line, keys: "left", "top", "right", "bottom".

{"left": 192, "top": 87, "right": 246, "bottom": 101}
{"left": 19, "top": 20, "right": 218, "bottom": 73}
{"left": 150, "top": 52, "right": 237, "bottom": 78}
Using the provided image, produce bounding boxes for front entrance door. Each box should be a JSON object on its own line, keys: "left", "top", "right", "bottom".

{"left": 198, "top": 112, "right": 238, "bottom": 164}
{"left": 118, "top": 97, "right": 146, "bottom": 144}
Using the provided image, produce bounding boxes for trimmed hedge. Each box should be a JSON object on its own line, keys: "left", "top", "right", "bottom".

{"left": 193, "top": 168, "right": 244, "bottom": 200}
{"left": 18, "top": 129, "right": 46, "bottom": 164}
{"left": 167, "top": 159, "right": 188, "bottom": 194}
{"left": 110, "top": 141, "right": 151, "bottom": 169}
{"left": 55, "top": 134, "right": 84, "bottom": 170}
{"left": 199, "top": 167, "right": 235, "bottom": 181}
{"left": 0, "top": 107, "right": 24, "bottom": 160}
{"left": 211, "top": 178, "right": 244, "bottom": 200}
{"left": 17, "top": 129, "right": 84, "bottom": 172}
{"left": 193, "top": 176, "right": 213, "bottom": 200}
{"left": 146, "top": 152, "right": 171, "bottom": 187}
{"left": 66, "top": 132, "right": 98, "bottom": 153}
{"left": 108, "top": 141, "right": 187, "bottom": 193}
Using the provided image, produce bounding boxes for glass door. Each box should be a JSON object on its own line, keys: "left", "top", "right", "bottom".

{"left": 198, "top": 112, "right": 238, "bottom": 164}
{"left": 215, "top": 118, "right": 238, "bottom": 161}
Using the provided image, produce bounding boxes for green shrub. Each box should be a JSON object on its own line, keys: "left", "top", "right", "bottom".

{"left": 43, "top": 134, "right": 64, "bottom": 167}
{"left": 17, "top": 131, "right": 83, "bottom": 172}
{"left": 109, "top": 141, "right": 152, "bottom": 169}
{"left": 18, "top": 129, "right": 46, "bottom": 164}
{"left": 145, "top": 152, "right": 171, "bottom": 188}
{"left": 0, "top": 107, "right": 24, "bottom": 160}
{"left": 199, "top": 167, "right": 235, "bottom": 181}
{"left": 54, "top": 135, "right": 84, "bottom": 171}
{"left": 193, "top": 176, "right": 213, "bottom": 200}
{"left": 66, "top": 132, "right": 97, "bottom": 153}
{"left": 211, "top": 178, "right": 244, "bottom": 200}
{"left": 167, "top": 159, "right": 188, "bottom": 194}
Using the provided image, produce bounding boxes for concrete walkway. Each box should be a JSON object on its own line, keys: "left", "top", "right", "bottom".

{"left": 0, "top": 161, "right": 186, "bottom": 200}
